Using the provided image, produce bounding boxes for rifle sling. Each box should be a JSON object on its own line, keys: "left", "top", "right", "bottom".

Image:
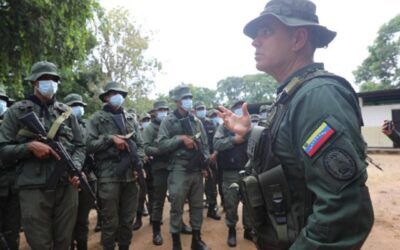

{"left": 47, "top": 106, "right": 72, "bottom": 140}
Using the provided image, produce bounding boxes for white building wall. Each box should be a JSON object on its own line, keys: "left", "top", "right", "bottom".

{"left": 360, "top": 103, "right": 400, "bottom": 147}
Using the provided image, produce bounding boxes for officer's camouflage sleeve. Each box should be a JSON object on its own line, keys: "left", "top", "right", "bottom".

{"left": 157, "top": 117, "right": 182, "bottom": 154}
{"left": 68, "top": 114, "right": 86, "bottom": 170}
{"left": 132, "top": 120, "right": 145, "bottom": 160}
{"left": 0, "top": 108, "right": 32, "bottom": 160}
{"left": 198, "top": 119, "right": 210, "bottom": 160}
{"left": 213, "top": 124, "right": 235, "bottom": 151}
{"left": 85, "top": 114, "right": 114, "bottom": 153}
{"left": 143, "top": 125, "right": 161, "bottom": 156}
{"left": 388, "top": 129, "right": 400, "bottom": 144}
{"left": 290, "top": 82, "right": 373, "bottom": 249}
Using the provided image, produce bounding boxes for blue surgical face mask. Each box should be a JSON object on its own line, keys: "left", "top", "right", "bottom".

{"left": 37, "top": 80, "right": 58, "bottom": 97}
{"left": 157, "top": 111, "right": 168, "bottom": 121}
{"left": 234, "top": 108, "right": 243, "bottom": 116}
{"left": 211, "top": 117, "right": 221, "bottom": 126}
{"left": 109, "top": 93, "right": 124, "bottom": 107}
{"left": 142, "top": 121, "right": 150, "bottom": 129}
{"left": 0, "top": 100, "right": 7, "bottom": 116}
{"left": 196, "top": 109, "right": 206, "bottom": 119}
{"left": 72, "top": 106, "right": 84, "bottom": 119}
{"left": 181, "top": 98, "right": 193, "bottom": 111}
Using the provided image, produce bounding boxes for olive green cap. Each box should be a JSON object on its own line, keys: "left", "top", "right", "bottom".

{"left": 99, "top": 81, "right": 128, "bottom": 102}
{"left": 207, "top": 109, "right": 218, "bottom": 117}
{"left": 231, "top": 100, "right": 244, "bottom": 110}
{"left": 0, "top": 85, "right": 13, "bottom": 106}
{"left": 25, "top": 61, "right": 61, "bottom": 82}
{"left": 153, "top": 100, "right": 169, "bottom": 110}
{"left": 63, "top": 93, "right": 87, "bottom": 107}
{"left": 140, "top": 113, "right": 151, "bottom": 121}
{"left": 244, "top": 0, "right": 336, "bottom": 48}
{"left": 194, "top": 101, "right": 206, "bottom": 110}
{"left": 172, "top": 85, "right": 193, "bottom": 101}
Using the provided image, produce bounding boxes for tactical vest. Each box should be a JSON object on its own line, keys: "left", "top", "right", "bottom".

{"left": 241, "top": 69, "right": 363, "bottom": 249}
{"left": 217, "top": 127, "right": 248, "bottom": 171}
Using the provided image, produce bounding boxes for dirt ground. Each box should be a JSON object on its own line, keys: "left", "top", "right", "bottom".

{"left": 19, "top": 153, "right": 400, "bottom": 249}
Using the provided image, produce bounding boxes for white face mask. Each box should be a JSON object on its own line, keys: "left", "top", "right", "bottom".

{"left": 109, "top": 93, "right": 124, "bottom": 107}
{"left": 181, "top": 98, "right": 193, "bottom": 111}
{"left": 72, "top": 106, "right": 85, "bottom": 119}
{"left": 142, "top": 121, "right": 150, "bottom": 129}
{"left": 196, "top": 109, "right": 207, "bottom": 119}
{"left": 37, "top": 80, "right": 58, "bottom": 98}
{"left": 157, "top": 111, "right": 168, "bottom": 121}
{"left": 0, "top": 100, "right": 7, "bottom": 116}
{"left": 211, "top": 117, "right": 222, "bottom": 126}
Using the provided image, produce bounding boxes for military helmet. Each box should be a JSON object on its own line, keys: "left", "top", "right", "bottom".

{"left": 244, "top": 0, "right": 336, "bottom": 48}
{"left": 171, "top": 85, "right": 193, "bottom": 101}
{"left": 63, "top": 93, "right": 87, "bottom": 107}
{"left": 153, "top": 100, "right": 169, "bottom": 110}
{"left": 25, "top": 61, "right": 61, "bottom": 82}
{"left": 230, "top": 100, "right": 245, "bottom": 110}
{"left": 0, "top": 85, "right": 13, "bottom": 106}
{"left": 194, "top": 101, "right": 206, "bottom": 110}
{"left": 99, "top": 81, "right": 128, "bottom": 102}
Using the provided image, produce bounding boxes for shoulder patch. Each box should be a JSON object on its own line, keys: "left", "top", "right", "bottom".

{"left": 303, "top": 121, "right": 335, "bottom": 157}
{"left": 323, "top": 148, "right": 357, "bottom": 181}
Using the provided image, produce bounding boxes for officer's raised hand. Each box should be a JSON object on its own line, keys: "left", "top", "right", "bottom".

{"left": 180, "top": 135, "right": 197, "bottom": 149}
{"left": 382, "top": 120, "right": 394, "bottom": 135}
{"left": 28, "top": 141, "right": 61, "bottom": 160}
{"left": 112, "top": 135, "right": 130, "bottom": 151}
{"left": 218, "top": 103, "right": 251, "bottom": 137}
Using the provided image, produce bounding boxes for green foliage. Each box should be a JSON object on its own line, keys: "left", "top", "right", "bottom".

{"left": 354, "top": 15, "right": 400, "bottom": 90}
{"left": 216, "top": 74, "right": 278, "bottom": 106}
{"left": 187, "top": 84, "right": 218, "bottom": 108}
{"left": 0, "top": 0, "right": 99, "bottom": 99}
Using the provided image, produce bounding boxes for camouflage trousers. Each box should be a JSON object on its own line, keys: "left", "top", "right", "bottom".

{"left": 0, "top": 186, "right": 20, "bottom": 250}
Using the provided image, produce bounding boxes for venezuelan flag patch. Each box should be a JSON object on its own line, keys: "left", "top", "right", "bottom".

{"left": 303, "top": 122, "right": 335, "bottom": 157}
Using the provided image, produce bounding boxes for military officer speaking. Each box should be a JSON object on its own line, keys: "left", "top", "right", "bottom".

{"left": 0, "top": 61, "right": 85, "bottom": 250}
{"left": 157, "top": 85, "right": 210, "bottom": 250}
{"left": 86, "top": 81, "right": 144, "bottom": 250}
{"left": 218, "top": 0, "right": 374, "bottom": 249}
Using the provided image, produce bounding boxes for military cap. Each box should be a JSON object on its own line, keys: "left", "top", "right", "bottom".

{"left": 251, "top": 114, "right": 260, "bottom": 122}
{"left": 244, "top": 0, "right": 336, "bottom": 48}
{"left": 127, "top": 108, "right": 137, "bottom": 114}
{"left": 0, "top": 85, "right": 12, "bottom": 106}
{"left": 194, "top": 101, "right": 206, "bottom": 110}
{"left": 99, "top": 81, "right": 128, "bottom": 102}
{"left": 63, "top": 93, "right": 87, "bottom": 107}
{"left": 172, "top": 85, "right": 193, "bottom": 101}
{"left": 153, "top": 100, "right": 169, "bottom": 110}
{"left": 230, "top": 100, "right": 245, "bottom": 110}
{"left": 207, "top": 109, "right": 219, "bottom": 117}
{"left": 140, "top": 113, "right": 151, "bottom": 121}
{"left": 25, "top": 61, "right": 61, "bottom": 82}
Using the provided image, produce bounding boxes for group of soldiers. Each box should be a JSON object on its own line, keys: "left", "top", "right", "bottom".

{"left": 0, "top": 60, "right": 260, "bottom": 250}
{"left": 1, "top": 0, "right": 382, "bottom": 249}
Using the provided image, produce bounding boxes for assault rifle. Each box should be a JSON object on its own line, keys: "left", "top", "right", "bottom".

{"left": 111, "top": 113, "right": 148, "bottom": 196}
{"left": 19, "top": 112, "right": 99, "bottom": 211}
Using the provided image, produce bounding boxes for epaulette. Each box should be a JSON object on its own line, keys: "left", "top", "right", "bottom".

{"left": 15, "top": 100, "right": 34, "bottom": 112}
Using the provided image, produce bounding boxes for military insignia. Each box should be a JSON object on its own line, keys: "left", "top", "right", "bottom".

{"left": 303, "top": 121, "right": 335, "bottom": 157}
{"left": 323, "top": 148, "right": 356, "bottom": 181}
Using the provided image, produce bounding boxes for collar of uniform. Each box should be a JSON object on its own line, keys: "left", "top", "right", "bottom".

{"left": 173, "top": 109, "right": 194, "bottom": 121}
{"left": 102, "top": 104, "right": 124, "bottom": 114}
{"left": 28, "top": 94, "right": 55, "bottom": 107}
{"left": 277, "top": 63, "right": 324, "bottom": 94}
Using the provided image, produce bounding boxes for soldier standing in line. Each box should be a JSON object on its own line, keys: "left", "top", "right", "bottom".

{"left": 157, "top": 85, "right": 210, "bottom": 250}
{"left": 194, "top": 101, "right": 221, "bottom": 220}
{"left": 86, "top": 81, "right": 144, "bottom": 250}
{"left": 0, "top": 85, "right": 20, "bottom": 250}
{"left": 0, "top": 61, "right": 85, "bottom": 249}
{"left": 132, "top": 113, "right": 152, "bottom": 230}
{"left": 64, "top": 93, "right": 97, "bottom": 250}
{"left": 213, "top": 100, "right": 253, "bottom": 247}
{"left": 218, "top": 0, "right": 374, "bottom": 248}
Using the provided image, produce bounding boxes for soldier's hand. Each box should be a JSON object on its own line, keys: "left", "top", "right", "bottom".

{"left": 202, "top": 169, "right": 208, "bottom": 179}
{"left": 143, "top": 155, "right": 150, "bottom": 164}
{"left": 180, "top": 135, "right": 197, "bottom": 149}
{"left": 218, "top": 103, "right": 251, "bottom": 137}
{"left": 28, "top": 141, "right": 61, "bottom": 160}
{"left": 112, "top": 135, "right": 130, "bottom": 151}
{"left": 382, "top": 120, "right": 394, "bottom": 135}
{"left": 233, "top": 134, "right": 246, "bottom": 144}
{"left": 69, "top": 175, "right": 80, "bottom": 189}
{"left": 210, "top": 152, "right": 217, "bottom": 163}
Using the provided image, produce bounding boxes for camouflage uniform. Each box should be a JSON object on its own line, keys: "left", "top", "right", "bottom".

{"left": 0, "top": 62, "right": 85, "bottom": 250}
{"left": 157, "top": 85, "right": 210, "bottom": 250}
{"left": 64, "top": 93, "right": 97, "bottom": 250}
{"left": 0, "top": 85, "right": 20, "bottom": 250}
{"left": 86, "top": 81, "right": 144, "bottom": 250}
